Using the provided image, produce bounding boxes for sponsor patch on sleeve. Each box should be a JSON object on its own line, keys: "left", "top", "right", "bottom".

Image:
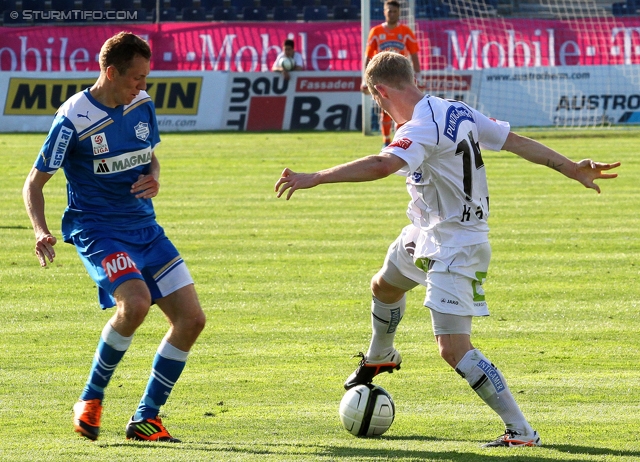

{"left": 388, "top": 138, "right": 412, "bottom": 150}
{"left": 49, "top": 126, "right": 74, "bottom": 169}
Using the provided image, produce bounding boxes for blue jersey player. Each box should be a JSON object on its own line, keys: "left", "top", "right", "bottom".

{"left": 23, "top": 32, "right": 206, "bottom": 442}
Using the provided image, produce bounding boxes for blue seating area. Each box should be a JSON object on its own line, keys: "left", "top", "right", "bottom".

{"left": 612, "top": 0, "right": 640, "bottom": 15}
{"left": 0, "top": 0, "right": 634, "bottom": 24}
{"left": 0, "top": 0, "right": 462, "bottom": 24}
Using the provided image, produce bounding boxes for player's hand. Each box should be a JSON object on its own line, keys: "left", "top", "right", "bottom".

{"left": 573, "top": 159, "right": 621, "bottom": 193}
{"left": 131, "top": 174, "right": 159, "bottom": 199}
{"left": 274, "top": 168, "right": 320, "bottom": 200}
{"left": 34, "top": 233, "right": 57, "bottom": 267}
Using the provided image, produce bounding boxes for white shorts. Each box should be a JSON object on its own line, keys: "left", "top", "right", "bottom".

{"left": 430, "top": 310, "right": 473, "bottom": 336}
{"left": 380, "top": 225, "right": 491, "bottom": 318}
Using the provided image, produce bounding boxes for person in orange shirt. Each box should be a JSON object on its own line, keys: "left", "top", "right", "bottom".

{"left": 363, "top": 0, "right": 420, "bottom": 146}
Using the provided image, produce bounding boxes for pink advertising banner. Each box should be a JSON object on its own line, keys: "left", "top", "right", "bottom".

{"left": 2, "top": 17, "right": 640, "bottom": 72}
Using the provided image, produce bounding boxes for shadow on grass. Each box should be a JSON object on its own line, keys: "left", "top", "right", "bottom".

{"left": 105, "top": 439, "right": 640, "bottom": 461}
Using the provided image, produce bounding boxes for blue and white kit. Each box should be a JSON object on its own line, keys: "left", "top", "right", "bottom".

{"left": 34, "top": 89, "right": 193, "bottom": 308}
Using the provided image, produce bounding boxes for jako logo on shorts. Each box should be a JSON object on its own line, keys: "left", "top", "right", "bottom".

{"left": 101, "top": 252, "right": 141, "bottom": 282}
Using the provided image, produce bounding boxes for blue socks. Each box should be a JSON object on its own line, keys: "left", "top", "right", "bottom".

{"left": 80, "top": 323, "right": 132, "bottom": 402}
{"left": 80, "top": 324, "right": 188, "bottom": 420}
{"left": 134, "top": 339, "right": 188, "bottom": 421}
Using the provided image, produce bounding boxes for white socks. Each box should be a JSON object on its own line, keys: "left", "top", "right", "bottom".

{"left": 366, "top": 295, "right": 406, "bottom": 359}
{"left": 455, "top": 349, "right": 534, "bottom": 435}
{"left": 102, "top": 322, "right": 133, "bottom": 351}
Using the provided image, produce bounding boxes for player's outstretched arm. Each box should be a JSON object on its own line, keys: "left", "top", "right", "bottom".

{"left": 23, "top": 168, "right": 57, "bottom": 267}
{"left": 502, "top": 132, "right": 620, "bottom": 194}
{"left": 275, "top": 153, "right": 407, "bottom": 200}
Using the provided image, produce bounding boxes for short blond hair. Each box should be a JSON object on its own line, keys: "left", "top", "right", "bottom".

{"left": 364, "top": 52, "right": 414, "bottom": 97}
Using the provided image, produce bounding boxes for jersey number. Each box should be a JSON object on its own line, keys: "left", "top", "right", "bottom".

{"left": 455, "top": 131, "right": 485, "bottom": 201}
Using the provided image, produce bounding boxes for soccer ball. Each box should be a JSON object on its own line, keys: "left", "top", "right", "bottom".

{"left": 279, "top": 56, "right": 296, "bottom": 71}
{"left": 339, "top": 384, "right": 395, "bottom": 437}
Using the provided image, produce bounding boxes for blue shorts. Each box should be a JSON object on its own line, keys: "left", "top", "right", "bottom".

{"left": 71, "top": 224, "right": 194, "bottom": 309}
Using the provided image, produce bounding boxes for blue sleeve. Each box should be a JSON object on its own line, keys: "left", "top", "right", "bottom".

{"left": 148, "top": 101, "right": 161, "bottom": 150}
{"left": 34, "top": 115, "right": 77, "bottom": 173}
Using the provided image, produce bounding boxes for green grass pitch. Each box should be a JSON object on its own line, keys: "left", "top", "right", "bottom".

{"left": 0, "top": 130, "right": 638, "bottom": 461}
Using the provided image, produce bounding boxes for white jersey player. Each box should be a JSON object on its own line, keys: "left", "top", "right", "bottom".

{"left": 381, "top": 96, "right": 510, "bottom": 319}
{"left": 275, "top": 51, "right": 619, "bottom": 447}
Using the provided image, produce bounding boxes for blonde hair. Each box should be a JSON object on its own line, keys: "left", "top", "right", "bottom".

{"left": 364, "top": 52, "right": 414, "bottom": 97}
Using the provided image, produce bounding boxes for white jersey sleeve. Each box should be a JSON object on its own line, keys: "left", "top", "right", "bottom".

{"left": 471, "top": 107, "right": 510, "bottom": 151}
{"left": 272, "top": 52, "right": 285, "bottom": 70}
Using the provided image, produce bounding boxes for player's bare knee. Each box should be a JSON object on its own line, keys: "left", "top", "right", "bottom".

{"left": 174, "top": 306, "right": 206, "bottom": 338}
{"left": 370, "top": 273, "right": 383, "bottom": 295}
{"left": 189, "top": 309, "right": 206, "bottom": 336}
{"left": 438, "top": 345, "right": 459, "bottom": 369}
{"left": 371, "top": 273, "right": 405, "bottom": 303}
{"left": 116, "top": 295, "right": 151, "bottom": 328}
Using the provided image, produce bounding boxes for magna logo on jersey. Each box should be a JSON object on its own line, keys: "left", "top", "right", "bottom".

{"left": 91, "top": 133, "right": 109, "bottom": 155}
{"left": 94, "top": 148, "right": 152, "bottom": 174}
{"left": 49, "top": 126, "right": 73, "bottom": 168}
{"left": 101, "top": 251, "right": 141, "bottom": 282}
{"left": 389, "top": 138, "right": 412, "bottom": 150}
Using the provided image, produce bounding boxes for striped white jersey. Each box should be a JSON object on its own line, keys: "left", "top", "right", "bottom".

{"left": 382, "top": 95, "right": 510, "bottom": 259}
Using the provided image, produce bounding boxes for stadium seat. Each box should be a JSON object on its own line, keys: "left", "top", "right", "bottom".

{"left": 259, "top": 0, "right": 278, "bottom": 9}
{"left": 273, "top": 5, "right": 298, "bottom": 20}
{"left": 483, "top": 0, "right": 498, "bottom": 9}
{"left": 369, "top": 5, "right": 384, "bottom": 19}
{"left": 200, "top": 0, "right": 224, "bottom": 11}
{"left": 0, "top": 0, "right": 16, "bottom": 12}
{"left": 22, "top": 0, "right": 45, "bottom": 10}
{"left": 303, "top": 5, "right": 327, "bottom": 21}
{"left": 171, "top": 0, "right": 194, "bottom": 9}
{"left": 51, "top": 0, "right": 75, "bottom": 11}
{"left": 231, "top": 0, "right": 254, "bottom": 10}
{"left": 110, "top": 0, "right": 135, "bottom": 10}
{"left": 139, "top": 0, "right": 158, "bottom": 12}
{"left": 159, "top": 6, "right": 177, "bottom": 20}
{"left": 212, "top": 5, "right": 238, "bottom": 20}
{"left": 182, "top": 6, "right": 207, "bottom": 20}
{"left": 612, "top": 2, "right": 628, "bottom": 15}
{"left": 242, "top": 5, "right": 267, "bottom": 20}
{"left": 419, "top": 0, "right": 449, "bottom": 18}
{"left": 83, "top": 0, "right": 105, "bottom": 11}
{"left": 291, "top": 0, "right": 314, "bottom": 9}
{"left": 332, "top": 5, "right": 358, "bottom": 19}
